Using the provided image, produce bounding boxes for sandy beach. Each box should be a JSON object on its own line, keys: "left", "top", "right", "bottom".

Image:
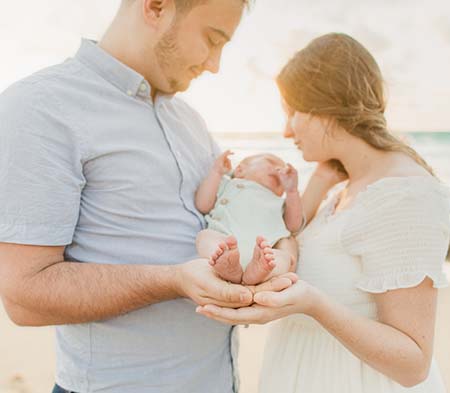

{"left": 1, "top": 265, "right": 449, "bottom": 393}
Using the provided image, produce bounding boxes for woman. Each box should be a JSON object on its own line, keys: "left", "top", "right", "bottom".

{"left": 197, "top": 33, "right": 450, "bottom": 392}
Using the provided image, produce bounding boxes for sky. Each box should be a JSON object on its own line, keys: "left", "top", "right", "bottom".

{"left": 0, "top": 0, "right": 449, "bottom": 132}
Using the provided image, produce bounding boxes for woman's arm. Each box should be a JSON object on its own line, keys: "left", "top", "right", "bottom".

{"left": 197, "top": 277, "right": 437, "bottom": 388}
{"left": 195, "top": 150, "right": 233, "bottom": 214}
{"left": 280, "top": 160, "right": 347, "bottom": 232}
{"left": 302, "top": 160, "right": 348, "bottom": 224}
{"left": 308, "top": 279, "right": 436, "bottom": 387}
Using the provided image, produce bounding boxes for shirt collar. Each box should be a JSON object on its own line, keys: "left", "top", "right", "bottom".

{"left": 74, "top": 38, "right": 152, "bottom": 99}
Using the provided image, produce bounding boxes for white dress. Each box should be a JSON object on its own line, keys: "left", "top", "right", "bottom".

{"left": 259, "top": 177, "right": 450, "bottom": 393}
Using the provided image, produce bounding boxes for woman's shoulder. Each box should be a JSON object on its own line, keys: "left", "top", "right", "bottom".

{"left": 341, "top": 174, "right": 450, "bottom": 243}
{"left": 356, "top": 175, "right": 449, "bottom": 212}
{"left": 342, "top": 174, "right": 450, "bottom": 293}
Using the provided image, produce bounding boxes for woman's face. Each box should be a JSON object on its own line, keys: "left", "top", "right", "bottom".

{"left": 282, "top": 101, "right": 334, "bottom": 162}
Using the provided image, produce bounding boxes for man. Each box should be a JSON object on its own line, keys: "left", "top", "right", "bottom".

{"left": 0, "top": 1, "right": 295, "bottom": 392}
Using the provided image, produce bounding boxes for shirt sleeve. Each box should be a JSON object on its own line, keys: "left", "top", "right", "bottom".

{"left": 0, "top": 81, "right": 86, "bottom": 246}
{"left": 343, "top": 179, "right": 450, "bottom": 293}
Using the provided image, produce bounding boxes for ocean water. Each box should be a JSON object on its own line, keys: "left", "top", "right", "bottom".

{"left": 215, "top": 132, "right": 450, "bottom": 189}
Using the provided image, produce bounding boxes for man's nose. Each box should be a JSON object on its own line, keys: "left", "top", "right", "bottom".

{"left": 203, "top": 50, "right": 221, "bottom": 74}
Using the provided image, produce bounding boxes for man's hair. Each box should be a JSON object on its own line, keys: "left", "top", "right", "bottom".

{"left": 174, "top": 0, "right": 250, "bottom": 13}
{"left": 123, "top": 0, "right": 251, "bottom": 13}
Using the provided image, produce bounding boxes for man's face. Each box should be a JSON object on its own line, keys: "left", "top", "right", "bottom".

{"left": 154, "top": 0, "right": 244, "bottom": 93}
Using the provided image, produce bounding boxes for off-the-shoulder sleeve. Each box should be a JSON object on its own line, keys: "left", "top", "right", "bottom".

{"left": 342, "top": 178, "right": 450, "bottom": 293}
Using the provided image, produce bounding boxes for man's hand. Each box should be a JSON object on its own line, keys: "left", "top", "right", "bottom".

{"left": 212, "top": 150, "right": 234, "bottom": 175}
{"left": 174, "top": 258, "right": 253, "bottom": 308}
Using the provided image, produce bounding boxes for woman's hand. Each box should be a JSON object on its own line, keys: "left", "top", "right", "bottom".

{"left": 196, "top": 279, "right": 322, "bottom": 325}
{"left": 253, "top": 279, "right": 319, "bottom": 314}
{"left": 313, "top": 159, "right": 348, "bottom": 188}
{"left": 301, "top": 160, "right": 347, "bottom": 225}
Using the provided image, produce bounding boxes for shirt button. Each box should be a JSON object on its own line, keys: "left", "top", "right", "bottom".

{"left": 236, "top": 183, "right": 245, "bottom": 189}
{"left": 139, "top": 83, "right": 147, "bottom": 92}
{"left": 127, "top": 90, "right": 133, "bottom": 96}
{"left": 220, "top": 198, "right": 229, "bottom": 205}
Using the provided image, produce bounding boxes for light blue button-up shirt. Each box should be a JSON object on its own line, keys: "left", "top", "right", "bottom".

{"left": 0, "top": 39, "right": 235, "bottom": 393}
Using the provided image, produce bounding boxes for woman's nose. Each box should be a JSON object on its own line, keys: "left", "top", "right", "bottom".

{"left": 283, "top": 122, "right": 294, "bottom": 138}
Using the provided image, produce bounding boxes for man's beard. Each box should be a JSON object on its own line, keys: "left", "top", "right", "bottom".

{"left": 154, "top": 23, "right": 186, "bottom": 92}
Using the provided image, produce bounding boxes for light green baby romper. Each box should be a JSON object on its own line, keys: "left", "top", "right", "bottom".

{"left": 205, "top": 176, "right": 291, "bottom": 267}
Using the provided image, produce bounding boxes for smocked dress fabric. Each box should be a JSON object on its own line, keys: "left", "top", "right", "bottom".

{"left": 259, "top": 176, "right": 450, "bottom": 393}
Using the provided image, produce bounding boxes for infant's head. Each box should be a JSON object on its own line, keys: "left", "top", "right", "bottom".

{"left": 234, "top": 154, "right": 286, "bottom": 196}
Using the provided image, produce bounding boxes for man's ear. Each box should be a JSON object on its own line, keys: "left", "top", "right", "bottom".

{"left": 142, "top": 0, "right": 176, "bottom": 29}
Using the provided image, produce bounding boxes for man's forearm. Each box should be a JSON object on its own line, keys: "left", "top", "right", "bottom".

{"left": 6, "top": 261, "right": 180, "bottom": 326}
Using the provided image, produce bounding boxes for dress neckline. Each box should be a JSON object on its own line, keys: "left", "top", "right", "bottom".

{"left": 325, "top": 175, "right": 444, "bottom": 220}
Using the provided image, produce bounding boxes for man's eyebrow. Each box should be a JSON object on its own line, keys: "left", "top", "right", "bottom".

{"left": 208, "top": 27, "right": 231, "bottom": 42}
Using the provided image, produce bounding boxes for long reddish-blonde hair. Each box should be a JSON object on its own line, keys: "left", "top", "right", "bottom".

{"left": 277, "top": 33, "right": 434, "bottom": 175}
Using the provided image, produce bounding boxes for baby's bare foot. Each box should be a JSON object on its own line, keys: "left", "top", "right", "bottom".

{"left": 242, "top": 236, "right": 276, "bottom": 285}
{"left": 209, "top": 236, "right": 243, "bottom": 284}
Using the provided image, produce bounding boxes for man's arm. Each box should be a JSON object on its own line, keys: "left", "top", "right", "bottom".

{"left": 0, "top": 242, "right": 253, "bottom": 327}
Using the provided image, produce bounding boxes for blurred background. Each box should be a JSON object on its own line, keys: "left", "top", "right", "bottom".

{"left": 0, "top": 0, "right": 449, "bottom": 392}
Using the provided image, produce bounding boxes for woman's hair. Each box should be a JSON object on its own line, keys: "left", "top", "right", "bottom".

{"left": 277, "top": 33, "right": 434, "bottom": 176}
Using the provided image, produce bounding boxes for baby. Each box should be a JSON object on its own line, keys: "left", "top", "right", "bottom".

{"left": 195, "top": 151, "right": 303, "bottom": 285}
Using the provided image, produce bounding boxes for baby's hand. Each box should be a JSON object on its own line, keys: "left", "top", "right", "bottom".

{"left": 213, "top": 150, "right": 234, "bottom": 175}
{"left": 277, "top": 164, "right": 298, "bottom": 192}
